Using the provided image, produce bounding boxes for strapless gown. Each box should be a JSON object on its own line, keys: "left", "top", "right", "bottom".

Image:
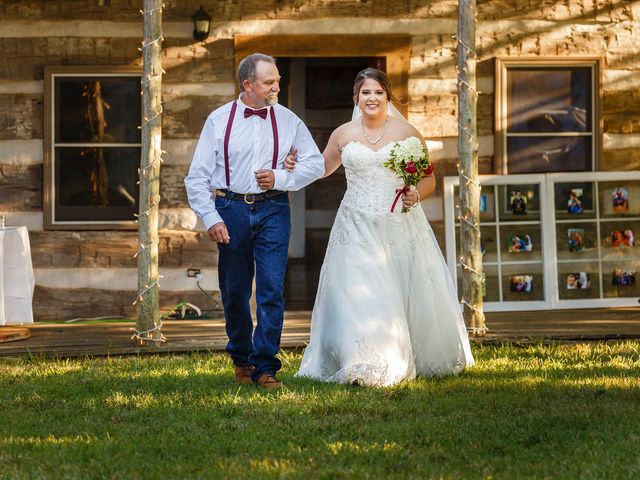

{"left": 296, "top": 139, "right": 475, "bottom": 387}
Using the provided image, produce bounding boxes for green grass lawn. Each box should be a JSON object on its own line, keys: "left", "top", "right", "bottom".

{"left": 1, "top": 342, "right": 639, "bottom": 479}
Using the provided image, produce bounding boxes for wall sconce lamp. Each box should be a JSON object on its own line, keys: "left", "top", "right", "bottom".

{"left": 192, "top": 6, "right": 211, "bottom": 41}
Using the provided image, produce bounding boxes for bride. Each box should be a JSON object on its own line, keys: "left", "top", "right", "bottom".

{"left": 294, "top": 68, "right": 474, "bottom": 387}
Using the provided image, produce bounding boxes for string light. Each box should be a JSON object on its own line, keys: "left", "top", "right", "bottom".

{"left": 133, "top": 1, "right": 165, "bottom": 343}
{"left": 133, "top": 239, "right": 159, "bottom": 258}
{"left": 134, "top": 195, "right": 160, "bottom": 219}
{"left": 133, "top": 278, "right": 163, "bottom": 306}
{"left": 455, "top": 0, "right": 486, "bottom": 333}
{"left": 139, "top": 36, "right": 164, "bottom": 51}
{"left": 131, "top": 322, "right": 167, "bottom": 343}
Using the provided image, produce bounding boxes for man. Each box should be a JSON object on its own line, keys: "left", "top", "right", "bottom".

{"left": 185, "top": 53, "right": 324, "bottom": 389}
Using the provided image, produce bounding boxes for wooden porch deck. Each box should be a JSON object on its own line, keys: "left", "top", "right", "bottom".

{"left": 1, "top": 308, "right": 639, "bottom": 358}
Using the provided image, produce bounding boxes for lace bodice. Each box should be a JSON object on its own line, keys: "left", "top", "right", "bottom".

{"left": 340, "top": 141, "right": 405, "bottom": 215}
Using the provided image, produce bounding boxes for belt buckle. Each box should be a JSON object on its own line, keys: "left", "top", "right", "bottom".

{"left": 243, "top": 193, "right": 255, "bottom": 205}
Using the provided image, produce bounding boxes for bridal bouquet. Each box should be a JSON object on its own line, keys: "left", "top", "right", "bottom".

{"left": 383, "top": 137, "right": 434, "bottom": 213}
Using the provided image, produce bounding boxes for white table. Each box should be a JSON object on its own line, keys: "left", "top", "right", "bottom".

{"left": 0, "top": 226, "right": 35, "bottom": 325}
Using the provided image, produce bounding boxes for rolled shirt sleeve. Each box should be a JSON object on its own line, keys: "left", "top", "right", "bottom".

{"left": 184, "top": 116, "right": 223, "bottom": 231}
{"left": 272, "top": 119, "right": 325, "bottom": 192}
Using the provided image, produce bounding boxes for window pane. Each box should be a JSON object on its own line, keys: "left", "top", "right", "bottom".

{"left": 599, "top": 181, "right": 640, "bottom": 218}
{"left": 55, "top": 77, "right": 141, "bottom": 143}
{"left": 55, "top": 147, "right": 139, "bottom": 221}
{"left": 507, "top": 67, "right": 592, "bottom": 133}
{"left": 557, "top": 263, "right": 600, "bottom": 300}
{"left": 507, "top": 136, "right": 591, "bottom": 173}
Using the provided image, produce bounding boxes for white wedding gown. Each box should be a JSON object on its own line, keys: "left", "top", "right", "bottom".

{"left": 296, "top": 139, "right": 475, "bottom": 387}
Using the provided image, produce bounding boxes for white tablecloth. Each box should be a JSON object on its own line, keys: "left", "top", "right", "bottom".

{"left": 0, "top": 226, "right": 35, "bottom": 325}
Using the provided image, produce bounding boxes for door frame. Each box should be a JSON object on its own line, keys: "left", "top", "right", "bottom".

{"left": 234, "top": 34, "right": 411, "bottom": 117}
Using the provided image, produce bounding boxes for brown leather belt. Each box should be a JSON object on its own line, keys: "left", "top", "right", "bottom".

{"left": 216, "top": 189, "right": 286, "bottom": 205}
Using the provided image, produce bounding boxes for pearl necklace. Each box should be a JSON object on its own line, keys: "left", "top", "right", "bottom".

{"left": 360, "top": 114, "right": 390, "bottom": 145}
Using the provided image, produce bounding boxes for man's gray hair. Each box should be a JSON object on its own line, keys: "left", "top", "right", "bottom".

{"left": 237, "top": 53, "right": 276, "bottom": 91}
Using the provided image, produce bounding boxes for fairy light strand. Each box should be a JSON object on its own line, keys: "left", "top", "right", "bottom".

{"left": 133, "top": 239, "right": 159, "bottom": 258}
{"left": 455, "top": 0, "right": 487, "bottom": 333}
{"left": 133, "top": 2, "right": 164, "bottom": 328}
{"left": 140, "top": 3, "right": 164, "bottom": 15}
{"left": 131, "top": 322, "right": 167, "bottom": 343}
{"left": 133, "top": 277, "right": 163, "bottom": 306}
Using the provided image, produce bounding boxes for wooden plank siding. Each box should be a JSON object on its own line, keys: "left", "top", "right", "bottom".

{"left": 0, "top": 0, "right": 638, "bottom": 320}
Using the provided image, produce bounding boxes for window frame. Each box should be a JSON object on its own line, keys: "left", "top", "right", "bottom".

{"left": 444, "top": 171, "right": 640, "bottom": 312}
{"left": 43, "top": 66, "right": 142, "bottom": 230}
{"left": 494, "top": 57, "right": 603, "bottom": 175}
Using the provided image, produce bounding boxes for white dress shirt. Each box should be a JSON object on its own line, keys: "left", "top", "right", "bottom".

{"left": 185, "top": 97, "right": 325, "bottom": 230}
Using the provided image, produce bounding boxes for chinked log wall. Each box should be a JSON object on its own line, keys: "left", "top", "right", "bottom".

{"left": 0, "top": 0, "right": 639, "bottom": 319}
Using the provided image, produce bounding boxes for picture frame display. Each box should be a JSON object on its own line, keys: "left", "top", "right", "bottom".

{"left": 568, "top": 228, "right": 586, "bottom": 252}
{"left": 567, "top": 188, "right": 584, "bottom": 214}
{"left": 566, "top": 272, "right": 590, "bottom": 290}
{"left": 612, "top": 187, "right": 629, "bottom": 213}
{"left": 509, "top": 274, "right": 533, "bottom": 293}
{"left": 509, "top": 190, "right": 528, "bottom": 215}
{"left": 612, "top": 269, "right": 636, "bottom": 286}
{"left": 609, "top": 229, "right": 635, "bottom": 248}
{"left": 507, "top": 234, "right": 533, "bottom": 253}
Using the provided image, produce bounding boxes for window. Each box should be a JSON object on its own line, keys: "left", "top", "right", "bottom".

{"left": 44, "top": 67, "right": 141, "bottom": 229}
{"left": 495, "top": 58, "right": 601, "bottom": 174}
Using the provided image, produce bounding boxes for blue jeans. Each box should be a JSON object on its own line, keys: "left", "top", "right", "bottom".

{"left": 215, "top": 193, "right": 291, "bottom": 381}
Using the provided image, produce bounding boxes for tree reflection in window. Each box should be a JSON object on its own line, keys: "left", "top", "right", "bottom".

{"left": 51, "top": 73, "right": 141, "bottom": 224}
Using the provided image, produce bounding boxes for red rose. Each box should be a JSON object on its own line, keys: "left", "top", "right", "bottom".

{"left": 404, "top": 162, "right": 418, "bottom": 174}
{"left": 424, "top": 163, "right": 435, "bottom": 176}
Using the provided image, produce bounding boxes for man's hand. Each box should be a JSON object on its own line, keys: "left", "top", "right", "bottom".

{"left": 255, "top": 169, "right": 275, "bottom": 190}
{"left": 208, "top": 222, "right": 230, "bottom": 244}
{"left": 284, "top": 148, "right": 298, "bottom": 172}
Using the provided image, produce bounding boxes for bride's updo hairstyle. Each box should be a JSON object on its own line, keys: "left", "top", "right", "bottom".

{"left": 353, "top": 68, "right": 399, "bottom": 104}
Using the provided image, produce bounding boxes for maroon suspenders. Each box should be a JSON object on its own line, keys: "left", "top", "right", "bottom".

{"left": 222, "top": 100, "right": 279, "bottom": 189}
{"left": 222, "top": 101, "right": 238, "bottom": 188}
{"left": 269, "top": 107, "right": 279, "bottom": 171}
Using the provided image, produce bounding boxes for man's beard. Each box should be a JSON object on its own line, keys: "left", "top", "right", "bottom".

{"left": 266, "top": 95, "right": 278, "bottom": 106}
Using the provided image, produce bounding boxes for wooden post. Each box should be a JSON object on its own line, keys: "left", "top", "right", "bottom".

{"left": 135, "top": 0, "right": 164, "bottom": 345}
{"left": 457, "top": 0, "right": 486, "bottom": 335}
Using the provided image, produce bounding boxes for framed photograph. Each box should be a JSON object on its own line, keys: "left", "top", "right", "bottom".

{"left": 507, "top": 234, "right": 533, "bottom": 253}
{"left": 567, "top": 188, "right": 584, "bottom": 214}
{"left": 568, "top": 228, "right": 585, "bottom": 252}
{"left": 610, "top": 229, "right": 635, "bottom": 247}
{"left": 612, "top": 187, "right": 629, "bottom": 212}
{"left": 553, "top": 182, "right": 594, "bottom": 213}
{"left": 509, "top": 274, "right": 533, "bottom": 293}
{"left": 480, "top": 194, "right": 488, "bottom": 212}
{"left": 510, "top": 190, "right": 527, "bottom": 215}
{"left": 612, "top": 269, "right": 636, "bottom": 286}
{"left": 566, "top": 272, "right": 590, "bottom": 290}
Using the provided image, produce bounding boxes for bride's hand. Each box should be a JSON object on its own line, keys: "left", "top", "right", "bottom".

{"left": 284, "top": 148, "right": 298, "bottom": 172}
{"left": 402, "top": 189, "right": 419, "bottom": 209}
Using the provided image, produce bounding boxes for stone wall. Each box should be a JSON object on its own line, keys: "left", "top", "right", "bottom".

{"left": 0, "top": 0, "right": 639, "bottom": 318}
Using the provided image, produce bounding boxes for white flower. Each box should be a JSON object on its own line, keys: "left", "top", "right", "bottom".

{"left": 393, "top": 137, "right": 424, "bottom": 160}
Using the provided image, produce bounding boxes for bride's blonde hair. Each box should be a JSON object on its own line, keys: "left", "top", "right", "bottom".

{"left": 352, "top": 68, "right": 398, "bottom": 104}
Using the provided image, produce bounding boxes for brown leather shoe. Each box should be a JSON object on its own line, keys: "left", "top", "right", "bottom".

{"left": 234, "top": 365, "right": 254, "bottom": 384}
{"left": 254, "top": 373, "right": 283, "bottom": 390}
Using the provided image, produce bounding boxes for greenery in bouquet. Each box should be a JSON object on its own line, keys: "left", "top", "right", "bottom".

{"left": 383, "top": 136, "right": 434, "bottom": 212}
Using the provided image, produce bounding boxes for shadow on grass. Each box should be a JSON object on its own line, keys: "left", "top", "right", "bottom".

{"left": 1, "top": 344, "right": 639, "bottom": 479}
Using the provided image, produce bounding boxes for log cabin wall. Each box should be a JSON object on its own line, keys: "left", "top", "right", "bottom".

{"left": 0, "top": 0, "right": 638, "bottom": 319}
